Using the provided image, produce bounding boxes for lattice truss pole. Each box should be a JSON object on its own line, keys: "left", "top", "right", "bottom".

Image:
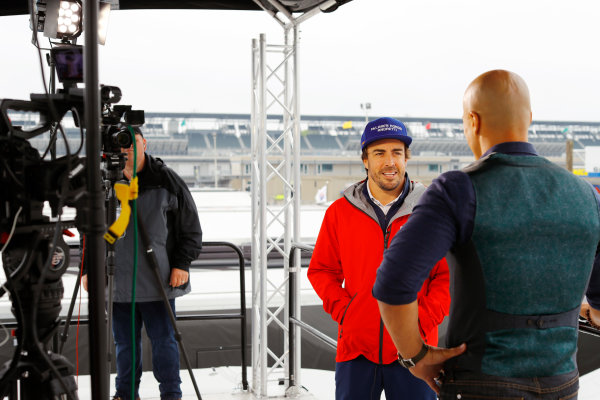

{"left": 251, "top": 25, "right": 300, "bottom": 397}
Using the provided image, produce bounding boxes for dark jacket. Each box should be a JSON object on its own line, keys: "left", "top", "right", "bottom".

{"left": 113, "top": 154, "right": 202, "bottom": 302}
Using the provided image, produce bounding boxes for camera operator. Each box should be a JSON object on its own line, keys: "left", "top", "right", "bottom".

{"left": 82, "top": 126, "right": 202, "bottom": 400}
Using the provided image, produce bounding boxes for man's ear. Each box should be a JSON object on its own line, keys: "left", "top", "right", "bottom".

{"left": 471, "top": 111, "right": 481, "bottom": 137}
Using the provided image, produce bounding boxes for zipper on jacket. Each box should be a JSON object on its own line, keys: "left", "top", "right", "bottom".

{"left": 383, "top": 229, "right": 391, "bottom": 249}
{"left": 339, "top": 292, "right": 358, "bottom": 339}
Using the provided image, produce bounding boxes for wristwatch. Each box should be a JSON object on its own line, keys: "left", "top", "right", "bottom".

{"left": 398, "top": 343, "right": 429, "bottom": 368}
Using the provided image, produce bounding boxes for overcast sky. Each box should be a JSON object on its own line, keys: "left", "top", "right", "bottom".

{"left": 1, "top": 0, "right": 599, "bottom": 122}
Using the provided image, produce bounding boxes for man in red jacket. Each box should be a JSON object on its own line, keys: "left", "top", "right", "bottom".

{"left": 308, "top": 117, "right": 450, "bottom": 400}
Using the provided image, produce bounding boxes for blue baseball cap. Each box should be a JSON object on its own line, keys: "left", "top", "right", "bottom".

{"left": 361, "top": 117, "right": 412, "bottom": 150}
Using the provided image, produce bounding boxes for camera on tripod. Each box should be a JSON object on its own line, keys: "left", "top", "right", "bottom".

{"left": 50, "top": 45, "right": 145, "bottom": 155}
{"left": 100, "top": 84, "right": 145, "bottom": 154}
{"left": 0, "top": 42, "right": 144, "bottom": 399}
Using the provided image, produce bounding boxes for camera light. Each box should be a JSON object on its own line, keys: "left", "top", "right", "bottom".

{"left": 40, "top": 0, "right": 107, "bottom": 44}
{"left": 44, "top": 0, "right": 83, "bottom": 40}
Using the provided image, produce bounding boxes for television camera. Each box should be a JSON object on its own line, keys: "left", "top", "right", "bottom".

{"left": 0, "top": 44, "right": 144, "bottom": 399}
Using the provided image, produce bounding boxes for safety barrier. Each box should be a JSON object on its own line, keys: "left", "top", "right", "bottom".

{"left": 1, "top": 241, "right": 249, "bottom": 391}
{"left": 186, "top": 241, "right": 249, "bottom": 390}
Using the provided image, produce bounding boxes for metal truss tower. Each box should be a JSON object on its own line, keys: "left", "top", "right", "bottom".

{"left": 250, "top": 28, "right": 300, "bottom": 397}
{"left": 250, "top": 2, "right": 337, "bottom": 397}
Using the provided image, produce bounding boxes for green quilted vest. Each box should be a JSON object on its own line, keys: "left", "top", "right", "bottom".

{"left": 445, "top": 153, "right": 600, "bottom": 377}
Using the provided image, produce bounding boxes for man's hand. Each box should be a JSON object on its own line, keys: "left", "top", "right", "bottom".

{"left": 377, "top": 299, "right": 466, "bottom": 393}
{"left": 581, "top": 303, "right": 600, "bottom": 328}
{"left": 411, "top": 343, "right": 466, "bottom": 394}
{"left": 170, "top": 268, "right": 189, "bottom": 288}
{"left": 81, "top": 274, "right": 88, "bottom": 292}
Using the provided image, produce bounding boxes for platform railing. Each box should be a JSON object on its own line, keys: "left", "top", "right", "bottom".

{"left": 579, "top": 316, "right": 600, "bottom": 338}
{"left": 288, "top": 243, "right": 336, "bottom": 390}
{"left": 189, "top": 241, "right": 249, "bottom": 391}
{"left": 2, "top": 240, "right": 249, "bottom": 391}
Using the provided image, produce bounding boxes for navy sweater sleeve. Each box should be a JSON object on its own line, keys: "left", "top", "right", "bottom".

{"left": 586, "top": 188, "right": 600, "bottom": 309}
{"left": 373, "top": 171, "right": 475, "bottom": 305}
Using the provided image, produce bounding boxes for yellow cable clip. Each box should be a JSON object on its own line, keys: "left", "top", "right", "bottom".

{"left": 103, "top": 177, "right": 139, "bottom": 244}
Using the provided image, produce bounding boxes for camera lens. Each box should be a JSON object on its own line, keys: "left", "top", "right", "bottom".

{"left": 112, "top": 129, "right": 132, "bottom": 148}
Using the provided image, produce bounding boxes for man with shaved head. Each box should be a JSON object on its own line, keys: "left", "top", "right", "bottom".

{"left": 372, "top": 70, "right": 600, "bottom": 399}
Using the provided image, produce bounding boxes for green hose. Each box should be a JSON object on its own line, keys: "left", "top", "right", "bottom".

{"left": 128, "top": 126, "right": 139, "bottom": 400}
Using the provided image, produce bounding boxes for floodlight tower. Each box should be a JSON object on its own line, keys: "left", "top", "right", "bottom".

{"left": 361, "top": 102, "right": 371, "bottom": 123}
{"left": 250, "top": 1, "right": 339, "bottom": 397}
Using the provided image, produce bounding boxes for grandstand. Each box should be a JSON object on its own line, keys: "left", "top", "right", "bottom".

{"left": 8, "top": 110, "right": 600, "bottom": 201}
{"left": 17, "top": 110, "right": 598, "bottom": 159}
{"left": 130, "top": 113, "right": 600, "bottom": 161}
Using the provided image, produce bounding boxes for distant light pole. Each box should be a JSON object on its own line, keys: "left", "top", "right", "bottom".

{"left": 212, "top": 132, "right": 218, "bottom": 188}
{"left": 360, "top": 102, "right": 371, "bottom": 123}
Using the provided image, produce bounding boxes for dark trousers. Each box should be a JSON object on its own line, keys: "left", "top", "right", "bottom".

{"left": 335, "top": 355, "right": 436, "bottom": 400}
{"left": 439, "top": 369, "right": 579, "bottom": 400}
{"left": 113, "top": 300, "right": 182, "bottom": 400}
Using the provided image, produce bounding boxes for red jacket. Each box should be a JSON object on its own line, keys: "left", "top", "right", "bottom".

{"left": 308, "top": 180, "right": 450, "bottom": 364}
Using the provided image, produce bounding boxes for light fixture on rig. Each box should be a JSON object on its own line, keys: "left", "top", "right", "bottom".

{"left": 43, "top": 0, "right": 83, "bottom": 41}
{"left": 32, "top": 0, "right": 112, "bottom": 44}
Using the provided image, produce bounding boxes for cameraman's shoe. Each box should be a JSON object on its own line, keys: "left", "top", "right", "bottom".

{"left": 112, "top": 397, "right": 140, "bottom": 400}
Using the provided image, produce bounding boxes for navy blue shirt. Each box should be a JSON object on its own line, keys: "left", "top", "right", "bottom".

{"left": 373, "top": 141, "right": 600, "bottom": 309}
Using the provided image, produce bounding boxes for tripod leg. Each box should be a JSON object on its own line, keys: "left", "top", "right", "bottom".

{"left": 59, "top": 269, "right": 81, "bottom": 355}
{"left": 9, "top": 379, "right": 17, "bottom": 400}
{"left": 107, "top": 265, "right": 115, "bottom": 359}
{"left": 135, "top": 211, "right": 203, "bottom": 400}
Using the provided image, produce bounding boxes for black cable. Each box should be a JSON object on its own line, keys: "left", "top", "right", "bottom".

{"left": 40, "top": 124, "right": 60, "bottom": 159}
{"left": 21, "top": 4, "right": 78, "bottom": 397}
{"left": 71, "top": 107, "right": 84, "bottom": 156}
{"left": 0, "top": 158, "right": 24, "bottom": 189}
{"left": 0, "top": 272, "right": 26, "bottom": 398}
{"left": 0, "top": 214, "right": 28, "bottom": 398}
{"left": 29, "top": 177, "right": 76, "bottom": 400}
{"left": 29, "top": 133, "right": 76, "bottom": 399}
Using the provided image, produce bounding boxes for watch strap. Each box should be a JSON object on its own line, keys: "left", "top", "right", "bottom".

{"left": 398, "top": 343, "right": 429, "bottom": 368}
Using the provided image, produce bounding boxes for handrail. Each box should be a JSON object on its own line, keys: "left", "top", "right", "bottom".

{"left": 579, "top": 316, "right": 600, "bottom": 338}
{"left": 289, "top": 316, "right": 336, "bottom": 350}
{"left": 44, "top": 241, "right": 249, "bottom": 391}
{"left": 193, "top": 241, "right": 249, "bottom": 391}
{"left": 288, "top": 242, "right": 337, "bottom": 389}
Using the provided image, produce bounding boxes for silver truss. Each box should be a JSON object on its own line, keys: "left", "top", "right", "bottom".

{"left": 250, "top": 2, "right": 336, "bottom": 396}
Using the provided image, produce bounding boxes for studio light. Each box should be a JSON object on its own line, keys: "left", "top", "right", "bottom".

{"left": 44, "top": 0, "right": 83, "bottom": 41}
{"left": 33, "top": 0, "right": 112, "bottom": 44}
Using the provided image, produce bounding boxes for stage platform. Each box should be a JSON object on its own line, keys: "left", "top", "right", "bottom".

{"left": 75, "top": 366, "right": 600, "bottom": 400}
